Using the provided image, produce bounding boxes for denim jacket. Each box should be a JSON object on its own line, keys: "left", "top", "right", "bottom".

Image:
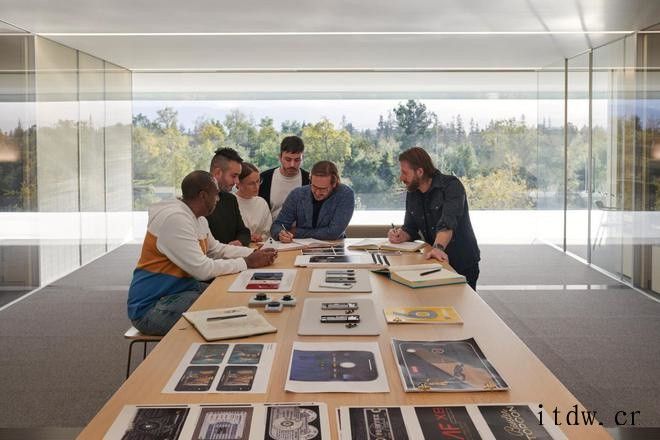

{"left": 271, "top": 183, "right": 355, "bottom": 240}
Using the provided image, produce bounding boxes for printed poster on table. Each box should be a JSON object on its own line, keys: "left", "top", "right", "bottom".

{"left": 163, "top": 342, "right": 276, "bottom": 393}
{"left": 338, "top": 404, "right": 567, "bottom": 440}
{"left": 285, "top": 341, "right": 389, "bottom": 393}
{"left": 392, "top": 338, "right": 508, "bottom": 392}
{"left": 104, "top": 402, "right": 331, "bottom": 440}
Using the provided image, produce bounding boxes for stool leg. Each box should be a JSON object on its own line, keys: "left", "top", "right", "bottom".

{"left": 126, "top": 340, "right": 138, "bottom": 379}
{"left": 143, "top": 341, "right": 147, "bottom": 360}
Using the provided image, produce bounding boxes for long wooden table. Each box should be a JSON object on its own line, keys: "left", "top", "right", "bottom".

{"left": 79, "top": 247, "right": 611, "bottom": 439}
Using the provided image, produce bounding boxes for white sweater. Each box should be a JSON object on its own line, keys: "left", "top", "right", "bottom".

{"left": 236, "top": 194, "right": 273, "bottom": 240}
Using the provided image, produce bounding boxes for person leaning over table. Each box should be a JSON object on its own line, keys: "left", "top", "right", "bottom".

{"left": 271, "top": 160, "right": 355, "bottom": 241}
{"left": 127, "top": 170, "right": 278, "bottom": 336}
{"left": 388, "top": 147, "right": 481, "bottom": 290}
{"left": 259, "top": 135, "right": 311, "bottom": 218}
{"left": 236, "top": 162, "right": 273, "bottom": 243}
{"left": 206, "top": 147, "right": 252, "bottom": 246}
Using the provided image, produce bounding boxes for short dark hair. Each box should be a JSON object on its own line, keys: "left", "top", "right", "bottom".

{"left": 398, "top": 147, "right": 437, "bottom": 179}
{"left": 210, "top": 147, "right": 243, "bottom": 172}
{"left": 280, "top": 136, "right": 305, "bottom": 154}
{"left": 311, "top": 160, "right": 340, "bottom": 185}
{"left": 181, "top": 170, "right": 215, "bottom": 201}
{"left": 239, "top": 162, "right": 259, "bottom": 181}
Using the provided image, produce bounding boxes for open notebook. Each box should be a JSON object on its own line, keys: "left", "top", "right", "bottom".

{"left": 261, "top": 237, "right": 337, "bottom": 251}
{"left": 183, "top": 306, "right": 276, "bottom": 341}
{"left": 373, "top": 263, "right": 466, "bottom": 288}
{"left": 348, "top": 239, "right": 425, "bottom": 252}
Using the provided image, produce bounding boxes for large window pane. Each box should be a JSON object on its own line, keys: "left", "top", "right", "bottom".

{"left": 34, "top": 37, "right": 80, "bottom": 284}
{"left": 132, "top": 71, "right": 539, "bottom": 244}
{"left": 104, "top": 62, "right": 133, "bottom": 252}
{"left": 566, "top": 53, "right": 591, "bottom": 260}
{"left": 79, "top": 53, "right": 107, "bottom": 264}
{"left": 537, "top": 62, "right": 566, "bottom": 249}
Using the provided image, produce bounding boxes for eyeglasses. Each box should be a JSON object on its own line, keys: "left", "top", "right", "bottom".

{"left": 311, "top": 184, "right": 331, "bottom": 194}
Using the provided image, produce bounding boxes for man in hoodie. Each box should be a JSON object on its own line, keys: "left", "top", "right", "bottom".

{"left": 127, "top": 170, "right": 277, "bottom": 336}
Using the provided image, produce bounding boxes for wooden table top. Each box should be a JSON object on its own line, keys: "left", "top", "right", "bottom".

{"left": 79, "top": 246, "right": 610, "bottom": 439}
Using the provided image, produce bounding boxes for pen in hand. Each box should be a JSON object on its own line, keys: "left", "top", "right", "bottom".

{"left": 206, "top": 313, "right": 248, "bottom": 321}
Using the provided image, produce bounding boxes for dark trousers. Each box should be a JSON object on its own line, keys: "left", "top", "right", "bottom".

{"left": 459, "top": 263, "right": 480, "bottom": 291}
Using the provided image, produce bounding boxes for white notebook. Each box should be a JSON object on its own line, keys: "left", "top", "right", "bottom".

{"left": 183, "top": 307, "right": 276, "bottom": 341}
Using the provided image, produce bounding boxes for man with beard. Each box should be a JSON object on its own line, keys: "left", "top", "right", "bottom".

{"left": 388, "top": 147, "right": 481, "bottom": 290}
{"left": 259, "top": 136, "right": 310, "bottom": 218}
{"left": 206, "top": 148, "right": 251, "bottom": 246}
{"left": 271, "top": 160, "right": 354, "bottom": 241}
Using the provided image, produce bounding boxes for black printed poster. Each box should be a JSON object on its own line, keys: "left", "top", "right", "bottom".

{"left": 414, "top": 406, "right": 482, "bottom": 440}
{"left": 478, "top": 405, "right": 553, "bottom": 440}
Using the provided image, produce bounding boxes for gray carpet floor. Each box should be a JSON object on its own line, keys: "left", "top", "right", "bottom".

{"left": 0, "top": 243, "right": 659, "bottom": 431}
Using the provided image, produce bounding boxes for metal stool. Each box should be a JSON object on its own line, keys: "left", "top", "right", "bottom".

{"left": 124, "top": 326, "right": 162, "bottom": 379}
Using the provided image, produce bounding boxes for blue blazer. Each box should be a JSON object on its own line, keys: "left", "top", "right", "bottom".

{"left": 271, "top": 183, "right": 355, "bottom": 240}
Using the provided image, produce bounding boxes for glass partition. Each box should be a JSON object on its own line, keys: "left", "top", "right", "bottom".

{"left": 34, "top": 37, "right": 81, "bottom": 284}
{"left": 566, "top": 53, "right": 591, "bottom": 260}
{"left": 537, "top": 61, "right": 566, "bottom": 249}
{"left": 79, "top": 52, "right": 107, "bottom": 264}
{"left": 0, "top": 35, "right": 132, "bottom": 294}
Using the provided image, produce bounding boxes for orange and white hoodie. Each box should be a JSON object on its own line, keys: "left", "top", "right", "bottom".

{"left": 127, "top": 198, "right": 253, "bottom": 319}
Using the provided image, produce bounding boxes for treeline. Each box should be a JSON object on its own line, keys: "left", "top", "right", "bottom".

{"left": 132, "top": 99, "right": 585, "bottom": 210}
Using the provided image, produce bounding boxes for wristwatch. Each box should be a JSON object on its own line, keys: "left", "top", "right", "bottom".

{"left": 433, "top": 243, "right": 445, "bottom": 251}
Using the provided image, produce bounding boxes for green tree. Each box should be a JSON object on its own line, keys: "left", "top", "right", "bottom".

{"left": 393, "top": 100, "right": 434, "bottom": 149}
{"left": 190, "top": 118, "right": 227, "bottom": 170}
{"left": 443, "top": 143, "right": 478, "bottom": 178}
{"left": 224, "top": 109, "right": 257, "bottom": 157}
{"left": 301, "top": 118, "right": 352, "bottom": 167}
{"left": 253, "top": 117, "right": 281, "bottom": 170}
{"left": 281, "top": 120, "right": 303, "bottom": 136}
{"left": 463, "top": 169, "right": 533, "bottom": 209}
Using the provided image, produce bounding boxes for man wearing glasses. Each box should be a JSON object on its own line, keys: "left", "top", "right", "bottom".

{"left": 127, "top": 170, "right": 277, "bottom": 335}
{"left": 271, "top": 161, "right": 355, "bottom": 241}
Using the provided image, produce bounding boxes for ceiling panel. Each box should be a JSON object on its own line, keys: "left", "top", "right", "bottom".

{"left": 46, "top": 33, "right": 627, "bottom": 71}
{"left": 1, "top": 0, "right": 658, "bottom": 71}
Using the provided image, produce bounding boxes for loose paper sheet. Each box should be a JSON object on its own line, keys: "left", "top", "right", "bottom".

{"left": 285, "top": 341, "right": 389, "bottom": 393}
{"left": 163, "top": 342, "right": 276, "bottom": 393}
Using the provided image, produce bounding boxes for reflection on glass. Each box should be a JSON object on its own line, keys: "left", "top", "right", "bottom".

{"left": 566, "top": 53, "right": 591, "bottom": 260}
{"left": 537, "top": 62, "right": 566, "bottom": 249}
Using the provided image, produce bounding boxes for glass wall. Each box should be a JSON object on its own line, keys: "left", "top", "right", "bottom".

{"left": 537, "top": 61, "right": 566, "bottom": 248}
{"left": 565, "top": 53, "right": 591, "bottom": 260}
{"left": 79, "top": 53, "right": 107, "bottom": 265}
{"left": 0, "top": 30, "right": 38, "bottom": 291}
{"left": 555, "top": 32, "right": 659, "bottom": 295}
{"left": 104, "top": 62, "right": 133, "bottom": 252}
{"left": 132, "top": 71, "right": 539, "bottom": 243}
{"left": 636, "top": 31, "right": 660, "bottom": 293}
{"left": 35, "top": 38, "right": 81, "bottom": 283}
{"left": 0, "top": 34, "right": 132, "bottom": 294}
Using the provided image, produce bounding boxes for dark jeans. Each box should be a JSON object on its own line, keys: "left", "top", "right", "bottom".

{"left": 459, "top": 263, "right": 480, "bottom": 291}
{"left": 131, "top": 282, "right": 209, "bottom": 336}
